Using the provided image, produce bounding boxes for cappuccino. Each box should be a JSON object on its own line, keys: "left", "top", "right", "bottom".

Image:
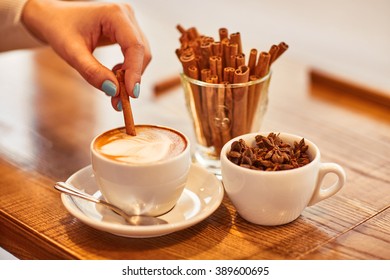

{"left": 93, "top": 125, "right": 187, "bottom": 164}
{"left": 91, "top": 125, "right": 191, "bottom": 216}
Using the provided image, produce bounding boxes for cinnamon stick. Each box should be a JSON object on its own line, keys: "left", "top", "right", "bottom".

{"left": 211, "top": 41, "right": 222, "bottom": 57}
{"left": 209, "top": 55, "right": 223, "bottom": 82}
{"left": 229, "top": 55, "right": 236, "bottom": 69}
{"left": 200, "top": 41, "right": 212, "bottom": 70}
{"left": 255, "top": 51, "right": 271, "bottom": 77}
{"left": 216, "top": 56, "right": 223, "bottom": 82}
{"left": 176, "top": 24, "right": 186, "bottom": 34}
{"left": 188, "top": 65, "right": 199, "bottom": 80}
{"left": 233, "top": 65, "right": 250, "bottom": 83}
{"left": 271, "top": 42, "right": 289, "bottom": 64}
{"left": 205, "top": 77, "right": 222, "bottom": 155}
{"left": 222, "top": 40, "right": 230, "bottom": 68}
{"left": 268, "top": 44, "right": 279, "bottom": 64}
{"left": 251, "top": 52, "right": 271, "bottom": 130}
{"left": 248, "top": 49, "right": 258, "bottom": 75}
{"left": 187, "top": 27, "right": 200, "bottom": 40}
{"left": 153, "top": 75, "right": 181, "bottom": 96}
{"left": 235, "top": 53, "right": 246, "bottom": 68}
{"left": 116, "top": 70, "right": 136, "bottom": 136}
{"left": 230, "top": 32, "right": 243, "bottom": 54}
{"left": 232, "top": 65, "right": 250, "bottom": 137}
{"left": 228, "top": 43, "right": 238, "bottom": 67}
{"left": 186, "top": 65, "right": 209, "bottom": 146}
{"left": 201, "top": 68, "right": 211, "bottom": 82}
{"left": 199, "top": 68, "right": 213, "bottom": 146}
{"left": 220, "top": 81, "right": 232, "bottom": 146}
{"left": 179, "top": 50, "right": 197, "bottom": 76}
{"left": 209, "top": 56, "right": 218, "bottom": 77}
{"left": 219, "top": 27, "right": 229, "bottom": 41}
{"left": 223, "top": 67, "right": 235, "bottom": 83}
{"left": 221, "top": 37, "right": 230, "bottom": 69}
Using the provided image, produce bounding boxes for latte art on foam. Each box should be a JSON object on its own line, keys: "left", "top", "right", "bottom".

{"left": 100, "top": 131, "right": 170, "bottom": 163}
{"left": 95, "top": 126, "right": 186, "bottom": 164}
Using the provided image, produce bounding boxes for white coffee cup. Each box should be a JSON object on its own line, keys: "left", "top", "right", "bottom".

{"left": 221, "top": 132, "right": 346, "bottom": 226}
{"left": 91, "top": 125, "right": 191, "bottom": 216}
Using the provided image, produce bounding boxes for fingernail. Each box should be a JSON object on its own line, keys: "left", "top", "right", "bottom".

{"left": 133, "top": 82, "right": 140, "bottom": 98}
{"left": 116, "top": 100, "right": 122, "bottom": 111}
{"left": 101, "top": 80, "right": 117, "bottom": 97}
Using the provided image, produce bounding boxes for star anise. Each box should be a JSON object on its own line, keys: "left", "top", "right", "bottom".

{"left": 290, "top": 138, "right": 310, "bottom": 168}
{"left": 227, "top": 133, "right": 311, "bottom": 171}
{"left": 256, "top": 133, "right": 291, "bottom": 165}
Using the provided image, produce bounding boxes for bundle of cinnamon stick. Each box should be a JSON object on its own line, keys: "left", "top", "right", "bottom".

{"left": 176, "top": 25, "right": 288, "bottom": 157}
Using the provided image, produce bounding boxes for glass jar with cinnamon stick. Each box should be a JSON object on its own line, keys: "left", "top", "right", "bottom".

{"left": 176, "top": 25, "right": 287, "bottom": 175}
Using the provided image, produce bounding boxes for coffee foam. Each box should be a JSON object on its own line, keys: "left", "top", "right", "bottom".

{"left": 94, "top": 126, "right": 186, "bottom": 164}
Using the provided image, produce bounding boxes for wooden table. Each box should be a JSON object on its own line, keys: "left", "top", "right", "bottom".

{"left": 0, "top": 47, "right": 389, "bottom": 260}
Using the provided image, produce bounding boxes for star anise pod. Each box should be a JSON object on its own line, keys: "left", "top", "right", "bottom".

{"left": 258, "top": 133, "right": 291, "bottom": 165}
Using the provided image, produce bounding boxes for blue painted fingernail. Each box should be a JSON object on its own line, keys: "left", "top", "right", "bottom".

{"left": 116, "top": 100, "right": 122, "bottom": 111}
{"left": 101, "top": 80, "right": 117, "bottom": 97}
{"left": 133, "top": 82, "right": 140, "bottom": 98}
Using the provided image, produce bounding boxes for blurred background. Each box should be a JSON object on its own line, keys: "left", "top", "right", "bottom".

{"left": 1, "top": 0, "right": 389, "bottom": 260}
{"left": 124, "top": 0, "right": 389, "bottom": 95}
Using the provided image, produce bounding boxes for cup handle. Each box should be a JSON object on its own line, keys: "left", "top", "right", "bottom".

{"left": 308, "top": 163, "right": 346, "bottom": 206}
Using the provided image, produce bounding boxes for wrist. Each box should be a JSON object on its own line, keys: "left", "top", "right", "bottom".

{"left": 21, "top": 0, "right": 57, "bottom": 43}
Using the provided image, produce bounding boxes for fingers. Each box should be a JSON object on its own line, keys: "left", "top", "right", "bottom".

{"left": 63, "top": 40, "right": 120, "bottom": 100}
{"left": 110, "top": 63, "right": 123, "bottom": 111}
{"left": 122, "top": 4, "right": 152, "bottom": 72}
{"left": 109, "top": 4, "right": 152, "bottom": 98}
{"left": 111, "top": 96, "right": 122, "bottom": 112}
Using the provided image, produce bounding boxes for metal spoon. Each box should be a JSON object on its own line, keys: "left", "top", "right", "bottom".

{"left": 54, "top": 182, "right": 167, "bottom": 226}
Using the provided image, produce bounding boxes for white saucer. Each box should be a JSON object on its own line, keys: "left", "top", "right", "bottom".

{"left": 61, "top": 164, "right": 224, "bottom": 238}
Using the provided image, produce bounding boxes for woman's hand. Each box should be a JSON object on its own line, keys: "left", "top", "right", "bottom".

{"left": 22, "top": 0, "right": 151, "bottom": 110}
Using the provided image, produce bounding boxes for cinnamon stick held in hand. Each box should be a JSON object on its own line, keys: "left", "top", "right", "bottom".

{"left": 116, "top": 69, "right": 136, "bottom": 136}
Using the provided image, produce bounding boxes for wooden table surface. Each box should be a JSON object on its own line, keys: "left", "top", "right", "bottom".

{"left": 0, "top": 47, "right": 389, "bottom": 260}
